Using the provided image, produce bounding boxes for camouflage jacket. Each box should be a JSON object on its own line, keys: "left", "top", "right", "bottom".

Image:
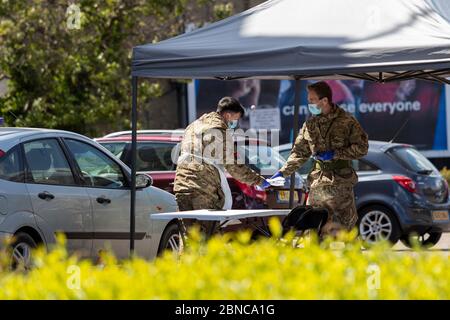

{"left": 280, "top": 105, "right": 369, "bottom": 187}
{"left": 174, "top": 112, "right": 264, "bottom": 198}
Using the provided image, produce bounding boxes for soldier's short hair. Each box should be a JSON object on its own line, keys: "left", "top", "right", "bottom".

{"left": 307, "top": 81, "right": 333, "bottom": 103}
{"left": 217, "top": 97, "right": 245, "bottom": 115}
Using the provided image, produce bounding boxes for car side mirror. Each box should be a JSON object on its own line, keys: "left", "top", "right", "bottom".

{"left": 136, "top": 174, "right": 153, "bottom": 189}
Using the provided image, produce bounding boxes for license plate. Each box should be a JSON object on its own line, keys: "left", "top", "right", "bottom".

{"left": 277, "top": 190, "right": 299, "bottom": 203}
{"left": 432, "top": 210, "right": 449, "bottom": 221}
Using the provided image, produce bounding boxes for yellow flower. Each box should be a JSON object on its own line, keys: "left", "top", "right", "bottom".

{"left": 0, "top": 232, "right": 448, "bottom": 299}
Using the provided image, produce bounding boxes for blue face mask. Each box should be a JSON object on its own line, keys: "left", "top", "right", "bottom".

{"left": 227, "top": 120, "right": 239, "bottom": 129}
{"left": 308, "top": 104, "right": 322, "bottom": 115}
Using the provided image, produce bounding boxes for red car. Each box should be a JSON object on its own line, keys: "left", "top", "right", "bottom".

{"left": 95, "top": 130, "right": 305, "bottom": 209}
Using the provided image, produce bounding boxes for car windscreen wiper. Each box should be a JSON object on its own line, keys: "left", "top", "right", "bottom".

{"left": 416, "top": 169, "right": 433, "bottom": 175}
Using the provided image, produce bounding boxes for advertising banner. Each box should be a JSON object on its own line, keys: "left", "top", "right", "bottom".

{"left": 190, "top": 79, "right": 449, "bottom": 156}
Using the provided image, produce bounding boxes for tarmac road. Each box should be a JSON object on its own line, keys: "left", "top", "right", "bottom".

{"left": 393, "top": 232, "right": 449, "bottom": 253}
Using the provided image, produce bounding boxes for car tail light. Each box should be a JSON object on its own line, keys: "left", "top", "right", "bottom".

{"left": 393, "top": 175, "right": 417, "bottom": 193}
{"left": 0, "top": 150, "right": 5, "bottom": 158}
{"left": 234, "top": 180, "right": 267, "bottom": 202}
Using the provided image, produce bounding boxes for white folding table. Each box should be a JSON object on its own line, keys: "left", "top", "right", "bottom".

{"left": 151, "top": 209, "right": 291, "bottom": 239}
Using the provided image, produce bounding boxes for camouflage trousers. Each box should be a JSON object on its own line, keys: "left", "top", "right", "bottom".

{"left": 175, "top": 192, "right": 223, "bottom": 211}
{"left": 306, "top": 184, "right": 358, "bottom": 235}
{"left": 175, "top": 192, "right": 222, "bottom": 234}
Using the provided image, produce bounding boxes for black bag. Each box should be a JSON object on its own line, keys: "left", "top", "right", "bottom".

{"left": 282, "top": 205, "right": 329, "bottom": 235}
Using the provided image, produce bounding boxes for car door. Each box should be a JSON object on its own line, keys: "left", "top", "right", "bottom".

{"left": 0, "top": 145, "right": 33, "bottom": 228}
{"left": 22, "top": 138, "right": 93, "bottom": 257}
{"left": 63, "top": 138, "right": 150, "bottom": 259}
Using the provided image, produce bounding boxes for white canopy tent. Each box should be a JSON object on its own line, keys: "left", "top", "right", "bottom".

{"left": 127, "top": 0, "right": 450, "bottom": 254}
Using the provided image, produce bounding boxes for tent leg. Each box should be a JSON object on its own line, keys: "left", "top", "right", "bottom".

{"left": 130, "top": 76, "right": 138, "bottom": 257}
{"left": 289, "top": 79, "right": 301, "bottom": 209}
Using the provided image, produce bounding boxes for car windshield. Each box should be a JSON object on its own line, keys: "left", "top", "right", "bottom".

{"left": 237, "top": 144, "right": 286, "bottom": 176}
{"left": 389, "top": 147, "right": 438, "bottom": 174}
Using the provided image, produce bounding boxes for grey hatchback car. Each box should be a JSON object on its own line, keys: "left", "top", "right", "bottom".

{"left": 277, "top": 141, "right": 450, "bottom": 247}
{"left": 0, "top": 128, "right": 178, "bottom": 267}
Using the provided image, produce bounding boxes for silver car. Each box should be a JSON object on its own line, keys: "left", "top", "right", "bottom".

{"left": 0, "top": 128, "right": 179, "bottom": 267}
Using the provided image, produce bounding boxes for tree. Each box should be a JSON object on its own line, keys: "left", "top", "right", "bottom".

{"left": 0, "top": 0, "right": 214, "bottom": 137}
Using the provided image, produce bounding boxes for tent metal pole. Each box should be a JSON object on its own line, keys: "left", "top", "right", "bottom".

{"left": 289, "top": 79, "right": 301, "bottom": 209}
{"left": 342, "top": 74, "right": 377, "bottom": 82}
{"left": 384, "top": 69, "right": 450, "bottom": 82}
{"left": 413, "top": 75, "right": 448, "bottom": 85}
{"left": 383, "top": 70, "right": 420, "bottom": 82}
{"left": 356, "top": 73, "right": 379, "bottom": 82}
{"left": 428, "top": 74, "right": 450, "bottom": 85}
{"left": 435, "top": 69, "right": 450, "bottom": 76}
{"left": 130, "top": 76, "right": 138, "bottom": 257}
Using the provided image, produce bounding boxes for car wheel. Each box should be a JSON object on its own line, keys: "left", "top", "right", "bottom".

{"left": 358, "top": 205, "right": 401, "bottom": 245}
{"left": 400, "top": 231, "right": 442, "bottom": 249}
{"left": 10, "top": 232, "right": 37, "bottom": 270}
{"left": 157, "top": 223, "right": 183, "bottom": 256}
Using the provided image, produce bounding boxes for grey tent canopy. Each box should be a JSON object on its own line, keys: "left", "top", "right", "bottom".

{"left": 132, "top": 0, "right": 450, "bottom": 84}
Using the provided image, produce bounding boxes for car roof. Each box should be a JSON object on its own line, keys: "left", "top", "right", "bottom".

{"left": 0, "top": 127, "right": 62, "bottom": 135}
{"left": 95, "top": 135, "right": 183, "bottom": 143}
{"left": 102, "top": 130, "right": 185, "bottom": 138}
{"left": 0, "top": 127, "right": 103, "bottom": 153}
{"left": 369, "top": 140, "right": 413, "bottom": 152}
{"left": 96, "top": 131, "right": 268, "bottom": 145}
{"left": 0, "top": 127, "right": 90, "bottom": 140}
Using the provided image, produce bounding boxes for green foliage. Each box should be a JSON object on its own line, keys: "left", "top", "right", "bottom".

{"left": 0, "top": 0, "right": 211, "bottom": 136}
{"left": 213, "top": 3, "right": 234, "bottom": 20}
{"left": 1, "top": 223, "right": 449, "bottom": 299}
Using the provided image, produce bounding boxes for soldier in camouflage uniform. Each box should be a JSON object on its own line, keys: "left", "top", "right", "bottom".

{"left": 174, "top": 97, "right": 267, "bottom": 211}
{"left": 276, "top": 81, "right": 369, "bottom": 235}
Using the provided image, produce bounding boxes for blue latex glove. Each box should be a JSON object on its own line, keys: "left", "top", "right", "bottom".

{"left": 315, "top": 150, "right": 335, "bottom": 161}
{"left": 259, "top": 179, "right": 271, "bottom": 190}
{"left": 270, "top": 171, "right": 283, "bottom": 179}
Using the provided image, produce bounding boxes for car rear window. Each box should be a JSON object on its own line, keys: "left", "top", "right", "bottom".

{"left": 353, "top": 159, "right": 378, "bottom": 172}
{"left": 0, "top": 146, "right": 25, "bottom": 182}
{"left": 100, "top": 142, "right": 176, "bottom": 172}
{"left": 388, "top": 147, "right": 438, "bottom": 174}
{"left": 136, "top": 143, "right": 176, "bottom": 171}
